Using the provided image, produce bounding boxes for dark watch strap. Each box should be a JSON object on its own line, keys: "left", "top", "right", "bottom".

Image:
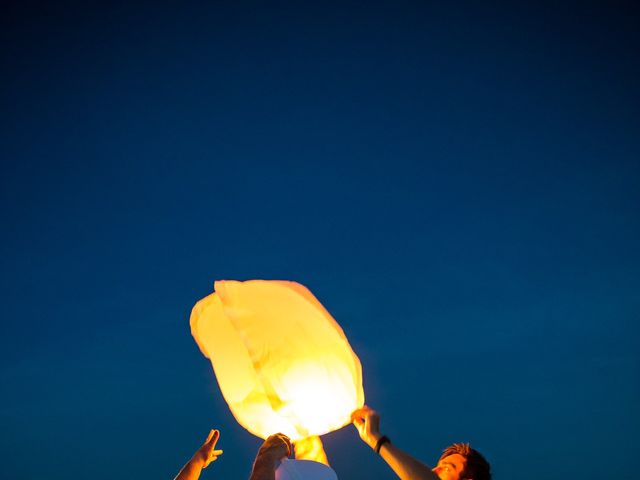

{"left": 374, "top": 435, "right": 391, "bottom": 454}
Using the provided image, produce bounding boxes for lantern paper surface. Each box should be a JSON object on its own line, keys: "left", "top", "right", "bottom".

{"left": 190, "top": 280, "right": 364, "bottom": 441}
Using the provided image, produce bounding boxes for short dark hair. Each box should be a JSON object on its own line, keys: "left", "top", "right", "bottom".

{"left": 439, "top": 443, "right": 491, "bottom": 480}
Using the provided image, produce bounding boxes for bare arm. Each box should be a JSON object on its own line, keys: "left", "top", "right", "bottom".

{"left": 249, "top": 433, "right": 291, "bottom": 480}
{"left": 175, "top": 429, "right": 223, "bottom": 480}
{"left": 377, "top": 441, "right": 440, "bottom": 480}
{"left": 352, "top": 406, "right": 439, "bottom": 480}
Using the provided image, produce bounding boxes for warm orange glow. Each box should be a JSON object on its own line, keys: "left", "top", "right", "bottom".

{"left": 190, "top": 280, "right": 364, "bottom": 446}
{"left": 293, "top": 435, "right": 329, "bottom": 465}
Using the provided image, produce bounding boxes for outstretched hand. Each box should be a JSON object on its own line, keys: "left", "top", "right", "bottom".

{"left": 194, "top": 429, "right": 224, "bottom": 468}
{"left": 174, "top": 429, "right": 224, "bottom": 480}
{"left": 352, "top": 405, "right": 382, "bottom": 449}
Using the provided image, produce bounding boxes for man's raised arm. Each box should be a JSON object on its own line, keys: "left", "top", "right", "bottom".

{"left": 352, "top": 406, "right": 440, "bottom": 480}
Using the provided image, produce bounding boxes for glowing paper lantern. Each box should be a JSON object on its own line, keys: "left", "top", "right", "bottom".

{"left": 190, "top": 280, "right": 364, "bottom": 443}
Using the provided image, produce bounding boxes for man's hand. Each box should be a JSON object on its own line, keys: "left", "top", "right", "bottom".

{"left": 352, "top": 405, "right": 383, "bottom": 450}
{"left": 193, "top": 429, "right": 224, "bottom": 468}
{"left": 249, "top": 434, "right": 292, "bottom": 480}
{"left": 256, "top": 433, "right": 292, "bottom": 462}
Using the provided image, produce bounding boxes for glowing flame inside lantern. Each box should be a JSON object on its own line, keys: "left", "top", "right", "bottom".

{"left": 190, "top": 280, "right": 364, "bottom": 452}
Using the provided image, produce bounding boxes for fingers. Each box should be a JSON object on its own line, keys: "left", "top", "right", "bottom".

{"left": 352, "top": 405, "right": 376, "bottom": 424}
{"left": 260, "top": 433, "right": 292, "bottom": 460}
{"left": 203, "top": 448, "right": 223, "bottom": 468}
{"left": 275, "top": 433, "right": 292, "bottom": 456}
{"left": 208, "top": 429, "right": 220, "bottom": 448}
{"left": 198, "top": 429, "right": 223, "bottom": 469}
{"left": 272, "top": 433, "right": 292, "bottom": 456}
{"left": 208, "top": 449, "right": 224, "bottom": 463}
{"left": 351, "top": 409, "right": 363, "bottom": 423}
{"left": 351, "top": 406, "right": 383, "bottom": 448}
{"left": 203, "top": 429, "right": 220, "bottom": 451}
{"left": 201, "top": 429, "right": 221, "bottom": 461}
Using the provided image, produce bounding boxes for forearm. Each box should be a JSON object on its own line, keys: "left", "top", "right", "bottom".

{"left": 379, "top": 442, "right": 440, "bottom": 480}
{"left": 248, "top": 457, "right": 278, "bottom": 480}
{"left": 175, "top": 456, "right": 205, "bottom": 480}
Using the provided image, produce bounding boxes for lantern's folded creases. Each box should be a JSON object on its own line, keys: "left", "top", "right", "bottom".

{"left": 190, "top": 279, "right": 365, "bottom": 444}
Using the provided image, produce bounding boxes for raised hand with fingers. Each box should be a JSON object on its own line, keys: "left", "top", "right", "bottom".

{"left": 174, "top": 428, "right": 223, "bottom": 480}
{"left": 352, "top": 405, "right": 383, "bottom": 449}
{"left": 195, "top": 429, "right": 224, "bottom": 468}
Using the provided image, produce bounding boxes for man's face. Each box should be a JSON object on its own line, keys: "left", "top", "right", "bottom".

{"left": 432, "top": 453, "right": 467, "bottom": 480}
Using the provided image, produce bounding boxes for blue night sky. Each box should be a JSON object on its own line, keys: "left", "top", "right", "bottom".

{"left": 1, "top": 2, "right": 639, "bottom": 479}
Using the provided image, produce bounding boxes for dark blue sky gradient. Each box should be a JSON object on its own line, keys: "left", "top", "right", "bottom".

{"left": 1, "top": 2, "right": 639, "bottom": 479}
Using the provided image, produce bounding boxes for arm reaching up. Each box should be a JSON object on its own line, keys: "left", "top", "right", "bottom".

{"left": 175, "top": 429, "right": 223, "bottom": 480}
{"left": 249, "top": 433, "right": 292, "bottom": 480}
{"left": 352, "top": 406, "right": 439, "bottom": 480}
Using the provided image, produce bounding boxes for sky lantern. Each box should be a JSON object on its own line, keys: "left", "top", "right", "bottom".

{"left": 190, "top": 280, "right": 364, "bottom": 462}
